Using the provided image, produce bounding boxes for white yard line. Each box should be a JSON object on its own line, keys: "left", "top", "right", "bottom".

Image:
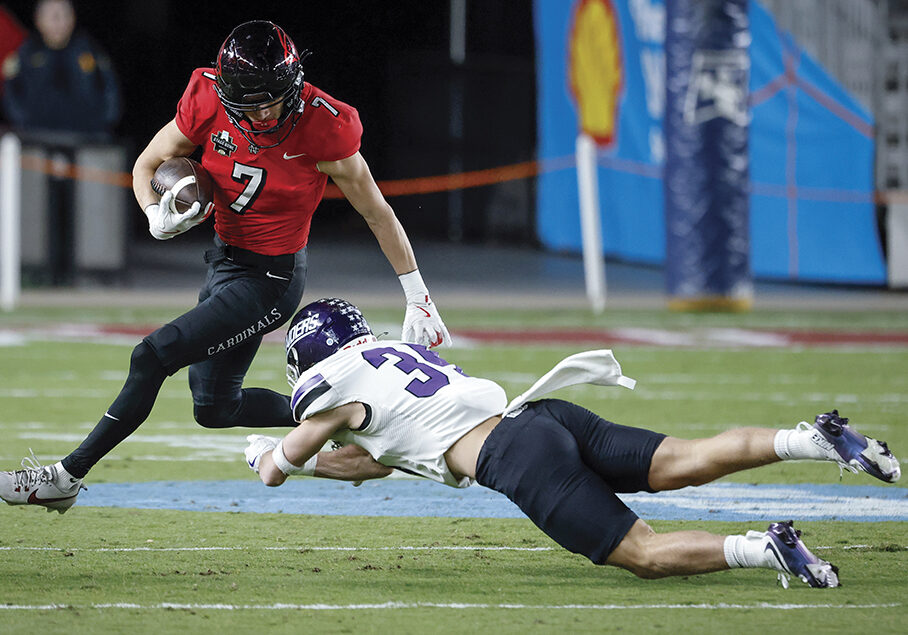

{"left": 0, "top": 545, "right": 553, "bottom": 552}
{"left": 2, "top": 544, "right": 900, "bottom": 553}
{"left": 0, "top": 601, "right": 901, "bottom": 611}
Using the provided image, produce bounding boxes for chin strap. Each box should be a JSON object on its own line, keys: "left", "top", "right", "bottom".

{"left": 227, "top": 107, "right": 302, "bottom": 151}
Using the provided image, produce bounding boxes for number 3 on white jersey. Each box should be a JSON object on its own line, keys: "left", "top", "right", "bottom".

{"left": 230, "top": 162, "right": 266, "bottom": 215}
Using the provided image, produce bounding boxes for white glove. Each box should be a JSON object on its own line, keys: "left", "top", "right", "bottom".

{"left": 144, "top": 190, "right": 212, "bottom": 240}
{"left": 399, "top": 269, "right": 452, "bottom": 348}
{"left": 244, "top": 434, "right": 281, "bottom": 474}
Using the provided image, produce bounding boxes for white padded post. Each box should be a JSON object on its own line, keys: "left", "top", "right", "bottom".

{"left": 576, "top": 132, "right": 606, "bottom": 313}
{"left": 0, "top": 133, "right": 22, "bottom": 312}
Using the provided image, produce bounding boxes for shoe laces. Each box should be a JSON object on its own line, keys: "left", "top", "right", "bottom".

{"left": 14, "top": 449, "right": 55, "bottom": 490}
{"left": 833, "top": 462, "right": 859, "bottom": 480}
{"left": 776, "top": 572, "right": 791, "bottom": 589}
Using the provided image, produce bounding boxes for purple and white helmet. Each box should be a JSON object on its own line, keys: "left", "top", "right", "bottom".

{"left": 285, "top": 298, "right": 374, "bottom": 386}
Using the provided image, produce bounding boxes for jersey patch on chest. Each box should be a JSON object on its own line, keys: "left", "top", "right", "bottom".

{"left": 211, "top": 130, "right": 238, "bottom": 157}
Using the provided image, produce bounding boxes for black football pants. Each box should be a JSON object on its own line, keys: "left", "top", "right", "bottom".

{"left": 476, "top": 399, "right": 666, "bottom": 564}
{"left": 62, "top": 237, "right": 307, "bottom": 478}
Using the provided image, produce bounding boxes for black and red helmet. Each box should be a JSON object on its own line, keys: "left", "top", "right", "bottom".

{"left": 214, "top": 20, "right": 307, "bottom": 149}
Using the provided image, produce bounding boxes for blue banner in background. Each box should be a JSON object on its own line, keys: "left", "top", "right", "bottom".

{"left": 748, "top": 5, "right": 882, "bottom": 283}
{"left": 536, "top": 0, "right": 665, "bottom": 265}
{"left": 535, "top": 0, "right": 884, "bottom": 284}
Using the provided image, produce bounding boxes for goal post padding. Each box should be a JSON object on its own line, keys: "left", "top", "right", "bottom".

{"left": 664, "top": 0, "right": 753, "bottom": 310}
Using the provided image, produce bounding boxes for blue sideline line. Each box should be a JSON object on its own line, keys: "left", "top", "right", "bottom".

{"left": 78, "top": 480, "right": 908, "bottom": 522}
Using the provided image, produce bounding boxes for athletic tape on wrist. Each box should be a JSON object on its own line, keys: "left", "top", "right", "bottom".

{"left": 398, "top": 269, "right": 428, "bottom": 300}
{"left": 273, "top": 440, "right": 318, "bottom": 476}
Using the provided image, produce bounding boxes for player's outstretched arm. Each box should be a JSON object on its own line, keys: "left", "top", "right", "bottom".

{"left": 257, "top": 404, "right": 361, "bottom": 487}
{"left": 318, "top": 152, "right": 451, "bottom": 347}
{"left": 245, "top": 437, "right": 391, "bottom": 485}
{"left": 318, "top": 151, "right": 416, "bottom": 273}
{"left": 314, "top": 444, "right": 393, "bottom": 482}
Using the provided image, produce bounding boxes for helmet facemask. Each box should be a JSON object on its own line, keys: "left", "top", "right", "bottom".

{"left": 286, "top": 346, "right": 302, "bottom": 387}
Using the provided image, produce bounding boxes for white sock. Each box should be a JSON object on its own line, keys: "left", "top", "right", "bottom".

{"left": 773, "top": 426, "right": 831, "bottom": 461}
{"left": 723, "top": 532, "right": 774, "bottom": 569}
{"left": 53, "top": 462, "right": 81, "bottom": 488}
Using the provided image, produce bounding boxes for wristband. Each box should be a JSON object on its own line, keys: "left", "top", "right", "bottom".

{"left": 272, "top": 440, "right": 318, "bottom": 476}
{"left": 398, "top": 269, "right": 428, "bottom": 300}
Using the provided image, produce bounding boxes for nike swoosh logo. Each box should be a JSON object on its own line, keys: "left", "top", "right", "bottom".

{"left": 266, "top": 271, "right": 290, "bottom": 281}
{"left": 283, "top": 152, "right": 306, "bottom": 160}
{"left": 247, "top": 458, "right": 257, "bottom": 469}
{"left": 417, "top": 306, "right": 431, "bottom": 318}
{"left": 27, "top": 490, "right": 77, "bottom": 505}
{"left": 764, "top": 541, "right": 790, "bottom": 573}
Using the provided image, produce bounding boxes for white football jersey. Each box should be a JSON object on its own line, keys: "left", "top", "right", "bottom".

{"left": 290, "top": 340, "right": 507, "bottom": 487}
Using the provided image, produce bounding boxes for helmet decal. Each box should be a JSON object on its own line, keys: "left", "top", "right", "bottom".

{"left": 274, "top": 26, "right": 296, "bottom": 66}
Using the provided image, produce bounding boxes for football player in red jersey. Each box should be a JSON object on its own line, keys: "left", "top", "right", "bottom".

{"left": 0, "top": 20, "right": 450, "bottom": 513}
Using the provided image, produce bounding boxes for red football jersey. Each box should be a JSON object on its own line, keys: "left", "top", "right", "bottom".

{"left": 175, "top": 68, "right": 362, "bottom": 255}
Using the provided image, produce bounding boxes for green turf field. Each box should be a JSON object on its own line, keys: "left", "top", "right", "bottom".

{"left": 1, "top": 304, "right": 906, "bottom": 633}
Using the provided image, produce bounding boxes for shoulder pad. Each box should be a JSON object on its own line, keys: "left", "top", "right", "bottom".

{"left": 291, "top": 372, "right": 333, "bottom": 422}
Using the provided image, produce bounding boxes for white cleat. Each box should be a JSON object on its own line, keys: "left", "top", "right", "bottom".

{"left": 805, "top": 410, "right": 901, "bottom": 483}
{"left": 0, "top": 452, "right": 84, "bottom": 514}
{"left": 763, "top": 521, "right": 840, "bottom": 589}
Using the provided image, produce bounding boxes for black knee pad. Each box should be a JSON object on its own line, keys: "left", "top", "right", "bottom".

{"left": 193, "top": 403, "right": 221, "bottom": 429}
{"left": 129, "top": 341, "right": 167, "bottom": 384}
{"left": 104, "top": 341, "right": 168, "bottom": 426}
{"left": 193, "top": 401, "right": 239, "bottom": 429}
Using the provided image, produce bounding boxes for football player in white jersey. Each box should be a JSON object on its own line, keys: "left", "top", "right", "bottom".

{"left": 245, "top": 298, "right": 901, "bottom": 589}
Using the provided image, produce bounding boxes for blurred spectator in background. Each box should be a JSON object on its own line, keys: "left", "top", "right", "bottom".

{"left": 0, "top": 4, "right": 26, "bottom": 106}
{"left": 2, "top": 0, "right": 123, "bottom": 286}
{"left": 2, "top": 0, "right": 120, "bottom": 140}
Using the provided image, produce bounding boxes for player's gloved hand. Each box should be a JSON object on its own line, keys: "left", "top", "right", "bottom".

{"left": 399, "top": 269, "right": 452, "bottom": 348}
{"left": 244, "top": 434, "right": 281, "bottom": 474}
{"left": 144, "top": 190, "right": 211, "bottom": 240}
{"left": 403, "top": 297, "right": 451, "bottom": 348}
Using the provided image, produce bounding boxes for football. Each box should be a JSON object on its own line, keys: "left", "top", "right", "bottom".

{"left": 150, "top": 157, "right": 215, "bottom": 214}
